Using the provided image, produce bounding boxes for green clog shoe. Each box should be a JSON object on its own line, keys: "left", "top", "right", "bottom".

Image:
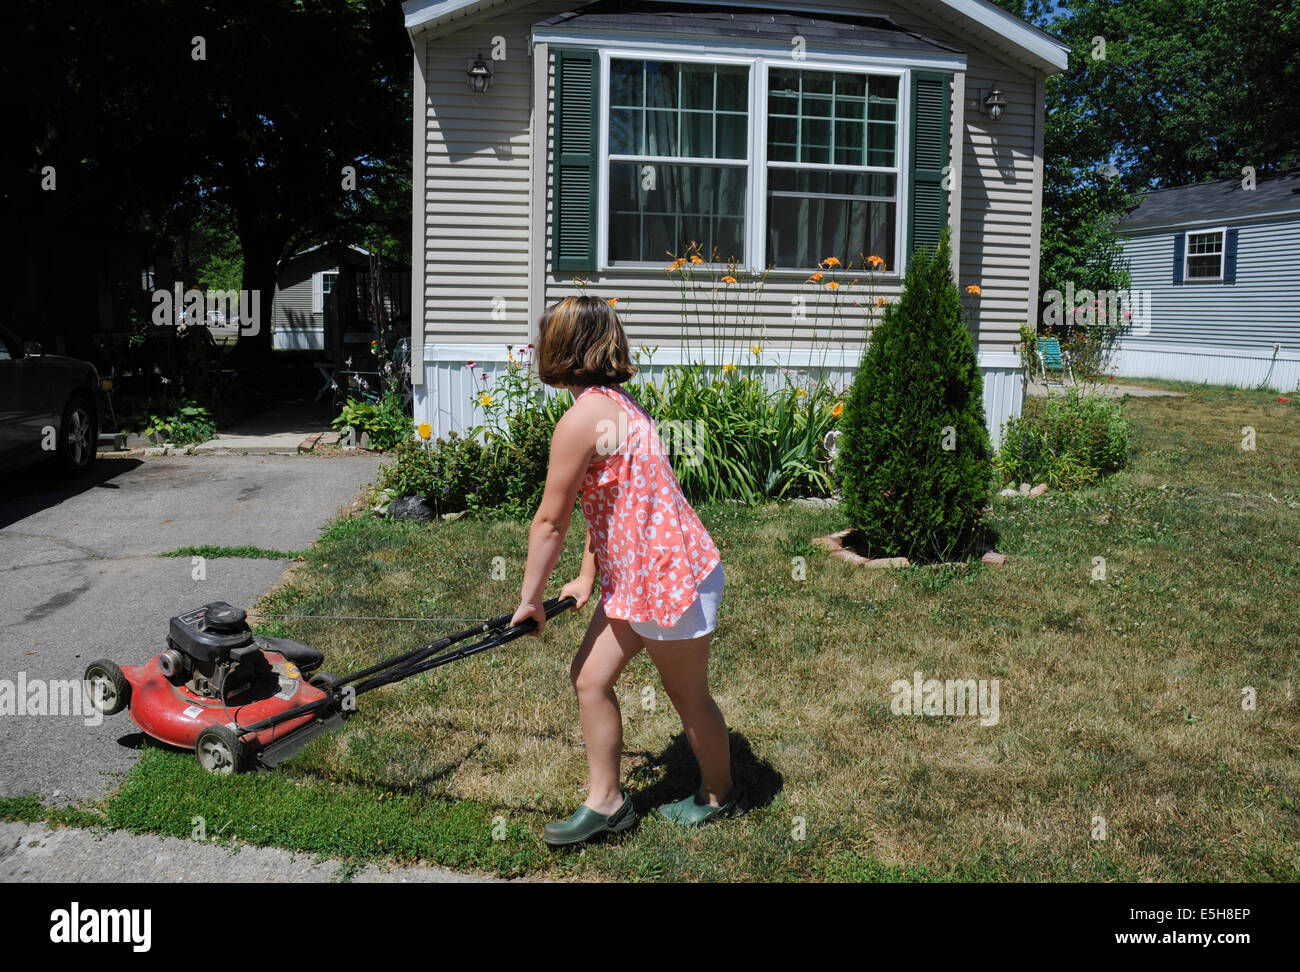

{"left": 543, "top": 791, "right": 637, "bottom": 846}
{"left": 656, "top": 784, "right": 743, "bottom": 826}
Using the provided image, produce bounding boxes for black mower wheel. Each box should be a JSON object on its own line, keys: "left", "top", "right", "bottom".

{"left": 83, "top": 659, "right": 129, "bottom": 716}
{"left": 195, "top": 725, "right": 247, "bottom": 775}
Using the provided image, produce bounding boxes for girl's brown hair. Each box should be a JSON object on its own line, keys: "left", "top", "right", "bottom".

{"left": 535, "top": 295, "right": 637, "bottom": 387}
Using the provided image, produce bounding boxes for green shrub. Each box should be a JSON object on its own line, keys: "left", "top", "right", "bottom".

{"left": 996, "top": 388, "right": 1132, "bottom": 489}
{"left": 332, "top": 388, "right": 411, "bottom": 452}
{"left": 837, "top": 228, "right": 993, "bottom": 560}
{"left": 140, "top": 401, "right": 217, "bottom": 445}
{"left": 376, "top": 433, "right": 486, "bottom": 514}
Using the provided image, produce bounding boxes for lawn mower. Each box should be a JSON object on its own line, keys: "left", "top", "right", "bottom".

{"left": 84, "top": 596, "right": 575, "bottom": 774}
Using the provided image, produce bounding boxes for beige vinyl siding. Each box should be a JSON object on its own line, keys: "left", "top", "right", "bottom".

{"left": 532, "top": 0, "right": 1044, "bottom": 354}
{"left": 419, "top": 1, "right": 574, "bottom": 344}
{"left": 418, "top": 0, "right": 1048, "bottom": 356}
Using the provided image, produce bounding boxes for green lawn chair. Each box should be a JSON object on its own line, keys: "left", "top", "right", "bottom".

{"left": 1035, "top": 336, "right": 1073, "bottom": 387}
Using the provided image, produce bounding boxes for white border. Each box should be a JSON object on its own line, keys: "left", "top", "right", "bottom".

{"left": 1183, "top": 225, "right": 1227, "bottom": 283}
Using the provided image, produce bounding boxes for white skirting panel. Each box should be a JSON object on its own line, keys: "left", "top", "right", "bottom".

{"left": 413, "top": 344, "right": 1025, "bottom": 451}
{"left": 272, "top": 326, "right": 325, "bottom": 351}
{"left": 1112, "top": 342, "right": 1300, "bottom": 392}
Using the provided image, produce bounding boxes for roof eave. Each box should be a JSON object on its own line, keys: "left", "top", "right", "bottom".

{"left": 403, "top": 0, "right": 1071, "bottom": 71}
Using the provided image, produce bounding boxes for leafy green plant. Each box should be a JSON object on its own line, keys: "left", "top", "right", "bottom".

{"left": 837, "top": 228, "right": 993, "bottom": 561}
{"left": 377, "top": 433, "right": 486, "bottom": 514}
{"left": 332, "top": 387, "right": 411, "bottom": 452}
{"left": 996, "top": 388, "right": 1133, "bottom": 489}
{"left": 140, "top": 401, "right": 217, "bottom": 445}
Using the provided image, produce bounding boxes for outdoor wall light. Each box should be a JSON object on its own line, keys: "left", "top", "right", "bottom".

{"left": 467, "top": 53, "right": 493, "bottom": 93}
{"left": 982, "top": 84, "right": 1007, "bottom": 121}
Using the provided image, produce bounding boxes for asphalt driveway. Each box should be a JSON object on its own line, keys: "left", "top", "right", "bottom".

{"left": 0, "top": 453, "right": 385, "bottom": 802}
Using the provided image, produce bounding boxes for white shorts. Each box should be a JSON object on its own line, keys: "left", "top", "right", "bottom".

{"left": 628, "top": 564, "right": 724, "bottom": 641}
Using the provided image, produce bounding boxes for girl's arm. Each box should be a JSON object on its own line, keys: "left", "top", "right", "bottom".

{"left": 512, "top": 405, "right": 596, "bottom": 634}
{"left": 559, "top": 522, "right": 598, "bottom": 611}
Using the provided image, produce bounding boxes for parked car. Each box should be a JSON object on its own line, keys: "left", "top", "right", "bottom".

{"left": 0, "top": 325, "right": 100, "bottom": 476}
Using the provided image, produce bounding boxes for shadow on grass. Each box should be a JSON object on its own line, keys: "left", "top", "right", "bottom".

{"left": 629, "top": 730, "right": 782, "bottom": 815}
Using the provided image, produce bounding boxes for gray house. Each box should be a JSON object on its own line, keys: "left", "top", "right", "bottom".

{"left": 402, "top": 0, "right": 1070, "bottom": 446}
{"left": 1114, "top": 171, "right": 1300, "bottom": 392}
{"left": 272, "top": 243, "right": 412, "bottom": 354}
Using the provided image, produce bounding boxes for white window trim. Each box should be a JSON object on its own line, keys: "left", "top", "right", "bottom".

{"left": 594, "top": 46, "right": 913, "bottom": 278}
{"left": 1184, "top": 226, "right": 1227, "bottom": 282}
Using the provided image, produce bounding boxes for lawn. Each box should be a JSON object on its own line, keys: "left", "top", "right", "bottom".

{"left": 8, "top": 379, "right": 1299, "bottom": 881}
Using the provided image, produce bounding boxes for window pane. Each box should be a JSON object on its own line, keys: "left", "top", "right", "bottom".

{"left": 645, "top": 109, "right": 677, "bottom": 155}
{"left": 716, "top": 113, "right": 748, "bottom": 159}
{"left": 681, "top": 64, "right": 714, "bottom": 110}
{"left": 835, "top": 121, "right": 864, "bottom": 166}
{"left": 610, "top": 108, "right": 640, "bottom": 155}
{"left": 645, "top": 62, "right": 678, "bottom": 109}
{"left": 801, "top": 118, "right": 830, "bottom": 164}
{"left": 767, "top": 116, "right": 798, "bottom": 162}
{"left": 766, "top": 195, "right": 896, "bottom": 271}
{"left": 716, "top": 68, "right": 748, "bottom": 112}
{"left": 610, "top": 60, "right": 750, "bottom": 161}
{"left": 868, "top": 123, "right": 895, "bottom": 167}
{"left": 681, "top": 110, "right": 713, "bottom": 158}
{"left": 610, "top": 61, "right": 643, "bottom": 107}
{"left": 610, "top": 163, "right": 747, "bottom": 264}
{"left": 769, "top": 169, "right": 896, "bottom": 199}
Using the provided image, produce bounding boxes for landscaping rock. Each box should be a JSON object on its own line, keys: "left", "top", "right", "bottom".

{"left": 981, "top": 551, "right": 1007, "bottom": 566}
{"left": 1019, "top": 482, "right": 1031, "bottom": 495}
{"left": 792, "top": 496, "right": 840, "bottom": 508}
{"left": 998, "top": 487, "right": 1020, "bottom": 497}
{"left": 1029, "top": 483, "right": 1049, "bottom": 497}
{"left": 866, "top": 556, "right": 911, "bottom": 569}
{"left": 298, "top": 432, "right": 323, "bottom": 454}
{"left": 388, "top": 495, "right": 437, "bottom": 522}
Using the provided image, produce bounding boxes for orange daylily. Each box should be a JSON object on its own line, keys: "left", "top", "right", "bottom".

{"left": 608, "top": 297, "right": 620, "bottom": 305}
{"left": 867, "top": 255, "right": 885, "bottom": 269}
{"left": 721, "top": 275, "right": 738, "bottom": 284}
{"left": 690, "top": 255, "right": 705, "bottom": 265}
{"left": 966, "top": 284, "right": 982, "bottom": 296}
{"left": 827, "top": 281, "right": 840, "bottom": 290}
{"left": 821, "top": 256, "right": 842, "bottom": 268}
{"left": 807, "top": 271, "right": 824, "bottom": 282}
{"left": 875, "top": 296, "right": 886, "bottom": 307}
{"left": 831, "top": 402, "right": 844, "bottom": 419}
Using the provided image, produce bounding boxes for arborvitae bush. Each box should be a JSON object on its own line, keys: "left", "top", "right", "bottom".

{"left": 838, "top": 228, "right": 993, "bottom": 560}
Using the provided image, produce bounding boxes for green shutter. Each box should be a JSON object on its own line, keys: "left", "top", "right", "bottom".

{"left": 908, "top": 71, "right": 952, "bottom": 258}
{"left": 553, "top": 49, "right": 599, "bottom": 273}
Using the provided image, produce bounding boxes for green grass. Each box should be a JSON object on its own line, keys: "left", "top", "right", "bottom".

{"left": 159, "top": 545, "right": 304, "bottom": 560}
{"left": 7, "top": 381, "right": 1299, "bottom": 880}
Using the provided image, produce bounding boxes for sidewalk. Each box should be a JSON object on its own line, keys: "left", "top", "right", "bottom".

{"left": 0, "top": 821, "right": 505, "bottom": 883}
{"left": 193, "top": 400, "right": 340, "bottom": 455}
{"left": 1025, "top": 378, "right": 1186, "bottom": 398}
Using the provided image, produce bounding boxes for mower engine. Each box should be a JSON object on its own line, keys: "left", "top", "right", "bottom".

{"left": 160, "top": 602, "right": 271, "bottom": 702}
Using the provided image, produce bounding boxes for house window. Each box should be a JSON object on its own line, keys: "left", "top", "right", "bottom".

{"left": 607, "top": 60, "right": 749, "bottom": 265}
{"left": 766, "top": 68, "right": 899, "bottom": 270}
{"left": 312, "top": 270, "right": 340, "bottom": 313}
{"left": 1185, "top": 230, "right": 1225, "bottom": 280}
{"left": 601, "top": 56, "right": 908, "bottom": 272}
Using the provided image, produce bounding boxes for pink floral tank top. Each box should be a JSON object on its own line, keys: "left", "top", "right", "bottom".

{"left": 575, "top": 384, "right": 722, "bottom": 627}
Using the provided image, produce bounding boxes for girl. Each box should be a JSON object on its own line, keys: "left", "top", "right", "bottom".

{"left": 511, "top": 295, "right": 740, "bottom": 846}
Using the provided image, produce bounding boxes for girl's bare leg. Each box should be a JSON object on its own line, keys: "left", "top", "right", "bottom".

{"left": 570, "top": 602, "right": 644, "bottom": 815}
{"left": 645, "top": 632, "right": 732, "bottom": 804}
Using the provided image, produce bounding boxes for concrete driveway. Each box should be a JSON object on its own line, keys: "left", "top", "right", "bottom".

{"left": 0, "top": 453, "right": 385, "bottom": 802}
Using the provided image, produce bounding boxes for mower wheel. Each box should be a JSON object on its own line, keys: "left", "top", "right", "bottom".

{"left": 195, "top": 725, "right": 247, "bottom": 775}
{"left": 83, "top": 659, "right": 130, "bottom": 716}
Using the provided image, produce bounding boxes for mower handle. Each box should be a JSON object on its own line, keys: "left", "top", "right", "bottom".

{"left": 235, "top": 595, "right": 578, "bottom": 735}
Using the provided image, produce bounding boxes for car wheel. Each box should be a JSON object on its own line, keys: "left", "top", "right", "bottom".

{"left": 57, "top": 393, "right": 97, "bottom": 474}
